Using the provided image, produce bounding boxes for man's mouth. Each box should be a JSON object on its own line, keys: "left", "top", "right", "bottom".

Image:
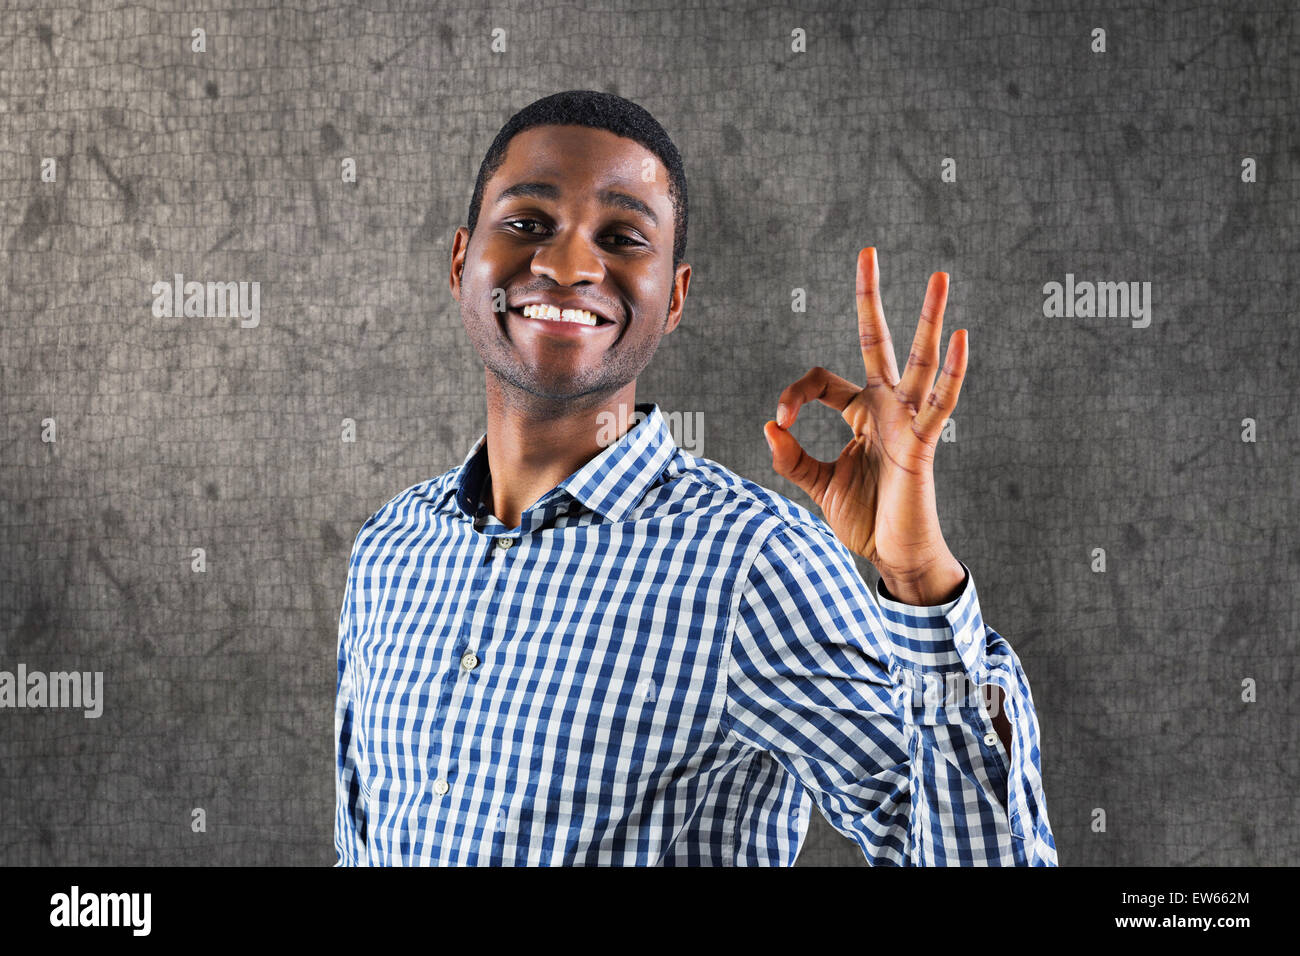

{"left": 506, "top": 302, "right": 617, "bottom": 329}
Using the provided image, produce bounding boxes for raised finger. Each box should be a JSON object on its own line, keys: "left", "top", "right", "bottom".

{"left": 856, "top": 247, "right": 901, "bottom": 391}
{"left": 897, "top": 271, "right": 948, "bottom": 408}
{"left": 912, "top": 329, "right": 968, "bottom": 445}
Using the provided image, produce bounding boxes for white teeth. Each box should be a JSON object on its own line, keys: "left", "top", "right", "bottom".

{"left": 561, "top": 309, "right": 599, "bottom": 326}
{"left": 520, "top": 304, "right": 600, "bottom": 326}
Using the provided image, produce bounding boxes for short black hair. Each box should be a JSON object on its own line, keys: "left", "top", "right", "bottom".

{"left": 466, "top": 90, "right": 688, "bottom": 271}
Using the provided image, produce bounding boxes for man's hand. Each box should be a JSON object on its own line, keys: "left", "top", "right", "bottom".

{"left": 764, "top": 247, "right": 968, "bottom": 606}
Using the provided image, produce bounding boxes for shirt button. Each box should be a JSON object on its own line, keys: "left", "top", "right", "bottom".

{"left": 983, "top": 732, "right": 999, "bottom": 747}
{"left": 461, "top": 652, "right": 479, "bottom": 670}
{"left": 496, "top": 537, "right": 514, "bottom": 550}
{"left": 433, "top": 779, "right": 449, "bottom": 796}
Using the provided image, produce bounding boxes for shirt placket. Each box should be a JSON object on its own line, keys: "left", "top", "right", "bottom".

{"left": 421, "top": 525, "right": 517, "bottom": 860}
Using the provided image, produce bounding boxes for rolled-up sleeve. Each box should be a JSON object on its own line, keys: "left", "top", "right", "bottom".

{"left": 724, "top": 522, "right": 1057, "bottom": 866}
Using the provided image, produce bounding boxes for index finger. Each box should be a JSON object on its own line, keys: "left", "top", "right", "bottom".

{"left": 856, "top": 247, "right": 901, "bottom": 391}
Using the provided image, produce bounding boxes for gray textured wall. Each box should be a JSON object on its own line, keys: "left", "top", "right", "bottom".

{"left": 1, "top": 0, "right": 1296, "bottom": 866}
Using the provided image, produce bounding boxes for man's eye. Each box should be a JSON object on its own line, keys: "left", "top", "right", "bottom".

{"left": 508, "top": 220, "right": 642, "bottom": 248}
{"left": 507, "top": 218, "right": 548, "bottom": 235}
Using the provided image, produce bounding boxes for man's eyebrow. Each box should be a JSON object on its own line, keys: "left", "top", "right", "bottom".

{"left": 493, "top": 181, "right": 659, "bottom": 228}
{"left": 493, "top": 181, "right": 560, "bottom": 205}
{"left": 596, "top": 188, "right": 658, "bottom": 227}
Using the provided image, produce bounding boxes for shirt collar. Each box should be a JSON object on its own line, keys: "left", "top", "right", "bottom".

{"left": 444, "top": 402, "right": 679, "bottom": 525}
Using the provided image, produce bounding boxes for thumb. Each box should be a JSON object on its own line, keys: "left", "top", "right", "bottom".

{"left": 764, "top": 420, "right": 830, "bottom": 503}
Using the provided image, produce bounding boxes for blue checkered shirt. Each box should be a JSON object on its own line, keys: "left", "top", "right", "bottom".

{"left": 335, "top": 402, "right": 1057, "bottom": 865}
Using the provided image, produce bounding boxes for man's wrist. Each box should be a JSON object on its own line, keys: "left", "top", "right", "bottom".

{"left": 878, "top": 554, "right": 967, "bottom": 607}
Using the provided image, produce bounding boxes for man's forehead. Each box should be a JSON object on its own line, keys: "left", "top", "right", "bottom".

{"left": 498, "top": 128, "right": 663, "bottom": 186}
{"left": 490, "top": 128, "right": 670, "bottom": 221}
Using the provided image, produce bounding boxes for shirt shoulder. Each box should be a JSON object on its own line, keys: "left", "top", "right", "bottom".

{"left": 658, "top": 449, "right": 854, "bottom": 562}
{"left": 673, "top": 457, "right": 885, "bottom": 671}
{"left": 350, "top": 470, "right": 457, "bottom": 555}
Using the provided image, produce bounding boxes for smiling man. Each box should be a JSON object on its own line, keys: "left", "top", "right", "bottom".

{"left": 334, "top": 90, "right": 1057, "bottom": 866}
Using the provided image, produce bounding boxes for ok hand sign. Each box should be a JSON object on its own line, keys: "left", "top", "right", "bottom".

{"left": 764, "top": 248, "right": 968, "bottom": 606}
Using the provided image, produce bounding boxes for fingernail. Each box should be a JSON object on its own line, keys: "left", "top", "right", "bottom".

{"left": 777, "top": 403, "right": 788, "bottom": 427}
{"left": 764, "top": 427, "right": 774, "bottom": 452}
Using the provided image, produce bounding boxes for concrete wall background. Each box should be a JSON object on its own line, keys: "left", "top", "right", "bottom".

{"left": 1, "top": 0, "right": 1295, "bottom": 865}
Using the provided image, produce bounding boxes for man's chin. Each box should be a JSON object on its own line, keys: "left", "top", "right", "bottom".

{"left": 485, "top": 364, "right": 609, "bottom": 405}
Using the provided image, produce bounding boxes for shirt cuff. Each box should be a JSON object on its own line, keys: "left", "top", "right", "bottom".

{"left": 874, "top": 559, "right": 988, "bottom": 673}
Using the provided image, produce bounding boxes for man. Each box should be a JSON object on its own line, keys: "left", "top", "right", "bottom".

{"left": 335, "top": 90, "right": 1056, "bottom": 865}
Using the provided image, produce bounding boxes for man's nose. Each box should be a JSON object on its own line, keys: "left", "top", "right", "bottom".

{"left": 530, "top": 229, "right": 605, "bottom": 286}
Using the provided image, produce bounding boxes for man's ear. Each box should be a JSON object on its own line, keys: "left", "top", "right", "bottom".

{"left": 664, "top": 261, "right": 691, "bottom": 334}
{"left": 449, "top": 226, "right": 470, "bottom": 301}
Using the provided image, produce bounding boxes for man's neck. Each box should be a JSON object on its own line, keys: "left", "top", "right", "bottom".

{"left": 481, "top": 377, "right": 640, "bottom": 531}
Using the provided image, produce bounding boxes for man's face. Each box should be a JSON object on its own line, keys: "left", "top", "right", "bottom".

{"left": 450, "top": 124, "right": 690, "bottom": 404}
